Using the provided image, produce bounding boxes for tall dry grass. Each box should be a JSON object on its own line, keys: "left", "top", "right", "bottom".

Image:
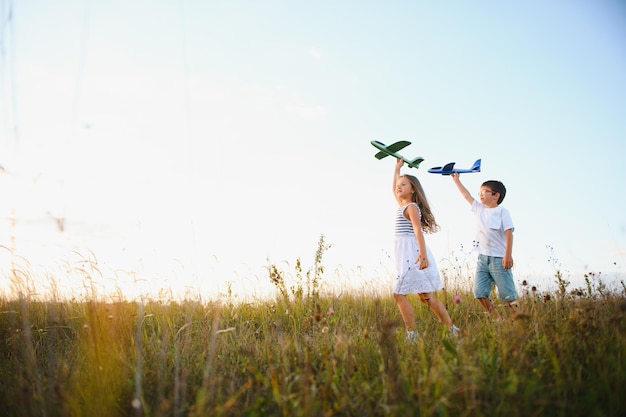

{"left": 1, "top": 238, "right": 625, "bottom": 416}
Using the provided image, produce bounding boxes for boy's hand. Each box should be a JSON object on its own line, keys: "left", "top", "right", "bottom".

{"left": 502, "top": 256, "right": 514, "bottom": 269}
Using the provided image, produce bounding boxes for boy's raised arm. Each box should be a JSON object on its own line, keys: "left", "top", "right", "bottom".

{"left": 450, "top": 172, "right": 474, "bottom": 205}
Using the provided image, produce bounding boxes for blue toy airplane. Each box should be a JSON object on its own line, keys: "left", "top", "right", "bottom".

{"left": 428, "top": 159, "right": 481, "bottom": 175}
{"left": 371, "top": 140, "right": 424, "bottom": 169}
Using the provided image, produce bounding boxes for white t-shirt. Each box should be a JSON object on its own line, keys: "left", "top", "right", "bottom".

{"left": 471, "top": 200, "right": 514, "bottom": 257}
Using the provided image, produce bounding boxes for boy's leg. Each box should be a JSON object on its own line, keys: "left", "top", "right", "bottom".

{"left": 477, "top": 297, "right": 502, "bottom": 319}
{"left": 490, "top": 257, "right": 519, "bottom": 315}
{"left": 474, "top": 255, "right": 501, "bottom": 317}
{"left": 477, "top": 297, "right": 497, "bottom": 313}
{"left": 506, "top": 300, "right": 520, "bottom": 315}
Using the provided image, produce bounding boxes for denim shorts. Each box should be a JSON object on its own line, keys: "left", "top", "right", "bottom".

{"left": 474, "top": 254, "right": 517, "bottom": 301}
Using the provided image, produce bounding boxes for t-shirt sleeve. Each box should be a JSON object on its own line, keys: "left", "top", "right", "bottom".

{"left": 501, "top": 207, "right": 514, "bottom": 232}
{"left": 471, "top": 199, "right": 480, "bottom": 214}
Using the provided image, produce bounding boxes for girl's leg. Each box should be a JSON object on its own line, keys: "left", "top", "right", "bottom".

{"left": 418, "top": 292, "right": 453, "bottom": 328}
{"left": 393, "top": 293, "right": 416, "bottom": 331}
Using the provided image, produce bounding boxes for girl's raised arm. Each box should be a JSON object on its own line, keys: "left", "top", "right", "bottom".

{"left": 392, "top": 158, "right": 403, "bottom": 201}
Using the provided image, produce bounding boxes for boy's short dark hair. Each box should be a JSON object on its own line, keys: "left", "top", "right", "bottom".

{"left": 482, "top": 180, "right": 506, "bottom": 204}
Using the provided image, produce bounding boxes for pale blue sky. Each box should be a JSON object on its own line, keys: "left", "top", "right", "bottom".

{"left": 1, "top": 1, "right": 625, "bottom": 300}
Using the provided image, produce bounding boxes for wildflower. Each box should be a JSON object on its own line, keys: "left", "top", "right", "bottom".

{"left": 327, "top": 307, "right": 335, "bottom": 315}
{"left": 522, "top": 280, "right": 528, "bottom": 286}
{"left": 453, "top": 294, "right": 462, "bottom": 304}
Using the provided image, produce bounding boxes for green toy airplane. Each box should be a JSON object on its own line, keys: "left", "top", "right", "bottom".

{"left": 371, "top": 140, "right": 424, "bottom": 169}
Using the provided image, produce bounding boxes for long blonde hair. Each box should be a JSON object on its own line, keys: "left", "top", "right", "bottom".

{"left": 401, "top": 174, "right": 439, "bottom": 234}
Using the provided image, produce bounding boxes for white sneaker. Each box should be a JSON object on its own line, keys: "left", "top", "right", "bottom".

{"left": 406, "top": 330, "right": 418, "bottom": 342}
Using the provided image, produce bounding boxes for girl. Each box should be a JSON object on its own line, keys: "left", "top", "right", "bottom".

{"left": 392, "top": 158, "right": 458, "bottom": 341}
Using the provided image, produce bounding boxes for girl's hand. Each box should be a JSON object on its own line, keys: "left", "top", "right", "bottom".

{"left": 416, "top": 256, "right": 428, "bottom": 270}
{"left": 396, "top": 158, "right": 404, "bottom": 169}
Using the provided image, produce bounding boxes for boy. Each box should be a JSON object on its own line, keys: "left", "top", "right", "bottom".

{"left": 450, "top": 172, "right": 518, "bottom": 317}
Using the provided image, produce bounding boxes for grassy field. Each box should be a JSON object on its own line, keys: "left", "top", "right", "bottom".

{"left": 1, "top": 244, "right": 625, "bottom": 416}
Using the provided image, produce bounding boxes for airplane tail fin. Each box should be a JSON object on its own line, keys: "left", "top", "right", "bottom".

{"left": 471, "top": 159, "right": 481, "bottom": 171}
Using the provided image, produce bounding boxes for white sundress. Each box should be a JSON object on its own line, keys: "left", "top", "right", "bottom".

{"left": 394, "top": 203, "right": 443, "bottom": 295}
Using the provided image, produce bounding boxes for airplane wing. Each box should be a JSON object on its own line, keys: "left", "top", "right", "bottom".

{"left": 373, "top": 140, "right": 411, "bottom": 160}
{"left": 386, "top": 141, "right": 411, "bottom": 153}
{"left": 428, "top": 162, "right": 456, "bottom": 174}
